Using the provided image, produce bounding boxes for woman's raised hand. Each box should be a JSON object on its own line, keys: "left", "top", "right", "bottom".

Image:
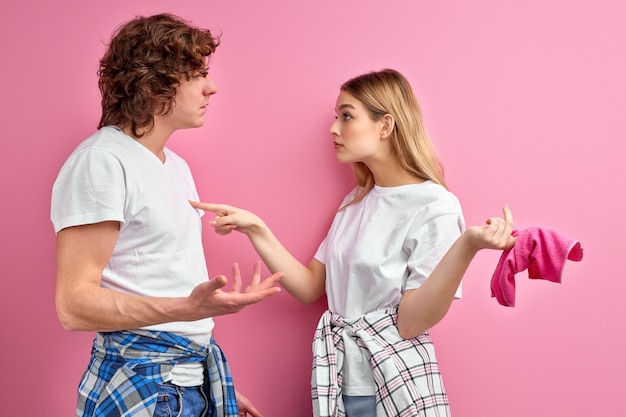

{"left": 189, "top": 201, "right": 265, "bottom": 236}
{"left": 465, "top": 205, "right": 517, "bottom": 251}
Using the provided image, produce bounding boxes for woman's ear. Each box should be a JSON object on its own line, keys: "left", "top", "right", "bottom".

{"left": 381, "top": 114, "right": 395, "bottom": 139}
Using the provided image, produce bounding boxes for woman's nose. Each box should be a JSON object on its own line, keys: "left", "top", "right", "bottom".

{"left": 329, "top": 119, "right": 339, "bottom": 136}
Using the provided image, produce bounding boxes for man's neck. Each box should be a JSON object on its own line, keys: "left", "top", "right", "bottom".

{"left": 122, "top": 125, "right": 171, "bottom": 163}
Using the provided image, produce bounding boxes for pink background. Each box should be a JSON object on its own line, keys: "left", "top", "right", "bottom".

{"left": 1, "top": 0, "right": 624, "bottom": 415}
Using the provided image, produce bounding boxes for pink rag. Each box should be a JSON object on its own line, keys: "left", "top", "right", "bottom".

{"left": 490, "top": 227, "right": 583, "bottom": 307}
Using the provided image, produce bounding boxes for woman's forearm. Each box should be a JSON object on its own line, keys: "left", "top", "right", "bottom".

{"left": 397, "top": 233, "right": 479, "bottom": 339}
{"left": 245, "top": 223, "right": 326, "bottom": 304}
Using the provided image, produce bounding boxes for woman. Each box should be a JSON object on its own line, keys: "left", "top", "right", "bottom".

{"left": 192, "top": 69, "right": 515, "bottom": 416}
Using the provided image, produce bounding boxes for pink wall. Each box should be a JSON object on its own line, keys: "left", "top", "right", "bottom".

{"left": 1, "top": 0, "right": 624, "bottom": 415}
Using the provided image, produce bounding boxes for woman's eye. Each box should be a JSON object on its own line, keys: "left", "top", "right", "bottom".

{"left": 342, "top": 113, "right": 352, "bottom": 121}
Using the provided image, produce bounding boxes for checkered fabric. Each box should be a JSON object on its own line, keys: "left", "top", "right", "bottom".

{"left": 312, "top": 308, "right": 451, "bottom": 417}
{"left": 76, "top": 330, "right": 238, "bottom": 417}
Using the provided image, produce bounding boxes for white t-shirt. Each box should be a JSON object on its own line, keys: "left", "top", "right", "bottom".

{"left": 51, "top": 126, "right": 212, "bottom": 385}
{"left": 314, "top": 181, "right": 465, "bottom": 395}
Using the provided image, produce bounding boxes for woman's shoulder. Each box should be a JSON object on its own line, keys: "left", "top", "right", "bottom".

{"left": 383, "top": 180, "right": 459, "bottom": 206}
{"left": 401, "top": 181, "right": 463, "bottom": 221}
{"left": 420, "top": 181, "right": 461, "bottom": 207}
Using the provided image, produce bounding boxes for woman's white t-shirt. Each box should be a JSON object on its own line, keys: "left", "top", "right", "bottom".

{"left": 314, "top": 181, "right": 465, "bottom": 395}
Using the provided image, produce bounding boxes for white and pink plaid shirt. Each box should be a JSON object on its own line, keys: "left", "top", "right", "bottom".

{"left": 311, "top": 308, "right": 452, "bottom": 417}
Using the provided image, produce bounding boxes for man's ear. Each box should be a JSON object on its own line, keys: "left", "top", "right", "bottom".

{"left": 381, "top": 114, "right": 395, "bottom": 139}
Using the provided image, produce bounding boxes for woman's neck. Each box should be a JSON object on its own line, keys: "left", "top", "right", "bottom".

{"left": 368, "top": 159, "right": 424, "bottom": 187}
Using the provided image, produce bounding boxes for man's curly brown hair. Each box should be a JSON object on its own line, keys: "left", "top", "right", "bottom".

{"left": 97, "top": 13, "right": 220, "bottom": 137}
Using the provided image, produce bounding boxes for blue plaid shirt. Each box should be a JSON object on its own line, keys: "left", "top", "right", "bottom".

{"left": 76, "top": 330, "right": 238, "bottom": 417}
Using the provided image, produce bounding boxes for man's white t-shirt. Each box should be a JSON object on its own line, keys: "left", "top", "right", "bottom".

{"left": 51, "top": 126, "right": 212, "bottom": 385}
{"left": 314, "top": 181, "right": 465, "bottom": 395}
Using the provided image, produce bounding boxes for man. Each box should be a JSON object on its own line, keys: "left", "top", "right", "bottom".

{"left": 51, "top": 13, "right": 281, "bottom": 417}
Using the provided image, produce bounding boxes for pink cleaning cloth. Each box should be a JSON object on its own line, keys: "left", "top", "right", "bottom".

{"left": 490, "top": 227, "right": 583, "bottom": 307}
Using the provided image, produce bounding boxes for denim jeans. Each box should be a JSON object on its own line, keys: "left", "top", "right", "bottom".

{"left": 343, "top": 395, "right": 376, "bottom": 417}
{"left": 154, "top": 382, "right": 208, "bottom": 417}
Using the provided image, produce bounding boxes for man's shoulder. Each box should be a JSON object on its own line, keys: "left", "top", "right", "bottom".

{"left": 70, "top": 126, "right": 127, "bottom": 154}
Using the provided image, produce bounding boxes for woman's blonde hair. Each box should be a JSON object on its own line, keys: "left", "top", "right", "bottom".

{"left": 340, "top": 69, "right": 447, "bottom": 206}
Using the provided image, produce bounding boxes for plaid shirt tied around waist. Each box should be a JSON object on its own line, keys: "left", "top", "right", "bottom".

{"left": 76, "top": 330, "right": 238, "bottom": 417}
{"left": 312, "top": 308, "right": 451, "bottom": 417}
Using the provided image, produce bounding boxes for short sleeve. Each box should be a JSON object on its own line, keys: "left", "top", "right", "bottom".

{"left": 313, "top": 187, "right": 358, "bottom": 266}
{"left": 313, "top": 235, "right": 328, "bottom": 265}
{"left": 403, "top": 213, "right": 464, "bottom": 297}
{"left": 51, "top": 148, "right": 126, "bottom": 233}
